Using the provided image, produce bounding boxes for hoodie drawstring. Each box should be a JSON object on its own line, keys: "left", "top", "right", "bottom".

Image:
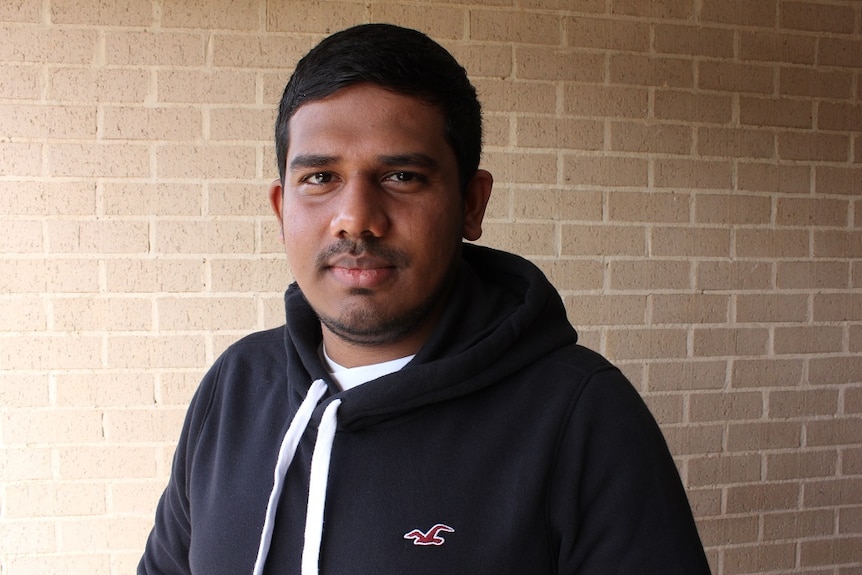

{"left": 252, "top": 379, "right": 341, "bottom": 575}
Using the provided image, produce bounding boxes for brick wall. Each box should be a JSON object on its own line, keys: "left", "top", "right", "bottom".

{"left": 0, "top": 1, "right": 860, "bottom": 573}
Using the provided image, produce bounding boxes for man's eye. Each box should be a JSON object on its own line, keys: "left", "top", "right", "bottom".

{"left": 386, "top": 172, "right": 424, "bottom": 183}
{"left": 304, "top": 172, "right": 332, "bottom": 184}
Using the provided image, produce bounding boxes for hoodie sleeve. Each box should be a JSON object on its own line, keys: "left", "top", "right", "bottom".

{"left": 137, "top": 360, "right": 221, "bottom": 575}
{"left": 549, "top": 367, "right": 711, "bottom": 574}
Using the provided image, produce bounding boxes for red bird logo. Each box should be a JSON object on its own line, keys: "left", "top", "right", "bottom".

{"left": 403, "top": 524, "right": 455, "bottom": 546}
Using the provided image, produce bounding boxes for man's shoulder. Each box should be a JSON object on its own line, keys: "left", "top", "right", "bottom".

{"left": 213, "top": 325, "right": 286, "bottom": 368}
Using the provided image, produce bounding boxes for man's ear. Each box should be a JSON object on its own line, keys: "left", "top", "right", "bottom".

{"left": 269, "top": 178, "right": 285, "bottom": 241}
{"left": 462, "top": 169, "right": 493, "bottom": 242}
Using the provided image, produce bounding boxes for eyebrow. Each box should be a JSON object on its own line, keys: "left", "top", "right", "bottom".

{"left": 288, "top": 152, "right": 441, "bottom": 172}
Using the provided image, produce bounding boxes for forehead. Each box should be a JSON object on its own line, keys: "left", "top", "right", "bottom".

{"left": 286, "top": 84, "right": 452, "bottom": 158}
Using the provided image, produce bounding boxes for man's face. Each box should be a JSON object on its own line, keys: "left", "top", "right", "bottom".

{"left": 270, "top": 84, "right": 491, "bottom": 364}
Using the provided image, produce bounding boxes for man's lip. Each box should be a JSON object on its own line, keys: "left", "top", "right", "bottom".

{"left": 325, "top": 255, "right": 397, "bottom": 271}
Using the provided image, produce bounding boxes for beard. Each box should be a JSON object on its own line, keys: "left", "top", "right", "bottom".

{"left": 309, "top": 237, "right": 460, "bottom": 348}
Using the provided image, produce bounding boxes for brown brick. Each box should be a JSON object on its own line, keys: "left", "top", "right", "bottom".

{"left": 0, "top": 259, "right": 101, "bottom": 293}
{"left": 780, "top": 67, "right": 854, "bottom": 98}
{"left": 701, "top": 0, "right": 777, "bottom": 26}
{"left": 699, "top": 61, "right": 774, "bottom": 94}
{"left": 563, "top": 155, "right": 649, "bottom": 187}
{"left": 697, "top": 515, "right": 759, "bottom": 547}
{"left": 611, "top": 0, "right": 693, "bottom": 19}
{"left": 161, "top": 0, "right": 258, "bottom": 30}
{"left": 778, "top": 261, "right": 850, "bottom": 290}
{"left": 565, "top": 16, "right": 649, "bottom": 51}
{"left": 779, "top": 132, "right": 850, "bottom": 162}
{"left": 103, "top": 106, "right": 202, "bottom": 141}
{"left": 522, "top": 0, "right": 604, "bottom": 11}
{"left": 652, "top": 293, "right": 729, "bottom": 324}
{"left": 801, "top": 537, "right": 862, "bottom": 567}
{"left": 804, "top": 478, "right": 862, "bottom": 507}
{"left": 696, "top": 260, "right": 773, "bottom": 291}
{"left": 727, "top": 421, "right": 802, "bottom": 451}
{"left": 687, "top": 487, "right": 722, "bottom": 517}
{"left": 840, "top": 506, "right": 862, "bottom": 534}
{"left": 767, "top": 449, "right": 838, "bottom": 480}
{"left": 563, "top": 83, "right": 649, "bottom": 119}
{"left": 476, "top": 79, "right": 557, "bottom": 115}
{"left": 696, "top": 193, "right": 771, "bottom": 225}
{"left": 449, "top": 44, "right": 513, "bottom": 78}
{"left": 158, "top": 371, "right": 204, "bottom": 406}
{"left": 52, "top": 296, "right": 152, "bottom": 331}
{"left": 1, "top": 103, "right": 96, "bottom": 139}
{"left": 540, "top": 259, "right": 604, "bottom": 291}
{"left": 650, "top": 227, "right": 731, "bottom": 257}
{"left": 819, "top": 102, "right": 862, "bottom": 133}
{"left": 561, "top": 224, "right": 645, "bottom": 256}
{"left": 484, "top": 115, "right": 510, "bottom": 148}
{"left": 515, "top": 47, "right": 604, "bottom": 82}
{"left": 51, "top": 0, "right": 153, "bottom": 26}
{"left": 815, "top": 166, "right": 862, "bottom": 196}
{"left": 0, "top": 0, "right": 41, "bottom": 21}
{"left": 0, "top": 181, "right": 96, "bottom": 216}
{"left": 483, "top": 151, "right": 557, "bottom": 185}
{"left": 738, "top": 162, "right": 811, "bottom": 194}
{"left": 819, "top": 37, "right": 862, "bottom": 69}
{"left": 46, "top": 220, "right": 149, "bottom": 254}
{"left": 770, "top": 389, "right": 840, "bottom": 418}
{"left": 0, "top": 64, "right": 43, "bottom": 100}
{"left": 512, "top": 188, "right": 603, "bottom": 221}
{"left": 154, "top": 219, "right": 255, "bottom": 255}
{"left": 661, "top": 424, "right": 724, "bottom": 455}
{"left": 690, "top": 391, "right": 763, "bottom": 422}
{"left": 807, "top": 418, "right": 862, "bottom": 448}
{"left": 655, "top": 24, "right": 733, "bottom": 58}
{"left": 809, "top": 357, "right": 862, "bottom": 387}
{"left": 156, "top": 145, "right": 256, "bottom": 179}
{"left": 0, "top": 519, "right": 57, "bottom": 555}
{"left": 739, "top": 30, "right": 817, "bottom": 65}
{"left": 688, "top": 453, "right": 762, "bottom": 487}
{"left": 1, "top": 26, "right": 99, "bottom": 65}
{"left": 610, "top": 54, "right": 693, "bottom": 88}
{"left": 107, "top": 334, "right": 207, "bottom": 369}
{"left": 605, "top": 328, "right": 688, "bottom": 360}
{"left": 157, "top": 296, "right": 258, "bottom": 331}
{"left": 566, "top": 295, "right": 647, "bottom": 326}
{"left": 103, "top": 182, "right": 203, "bottom": 216}
{"left": 781, "top": 1, "right": 856, "bottom": 34}
{"left": 609, "top": 259, "right": 692, "bottom": 290}
{"left": 775, "top": 325, "right": 844, "bottom": 355}
{"left": 0, "top": 142, "right": 42, "bottom": 177}
{"left": 209, "top": 107, "right": 274, "bottom": 142}
{"left": 0, "top": 220, "right": 42, "bottom": 253}
{"left": 740, "top": 96, "right": 813, "bottom": 129}
{"left": 698, "top": 126, "right": 775, "bottom": 159}
{"left": 105, "top": 258, "right": 204, "bottom": 293}
{"left": 0, "top": 447, "right": 53, "bottom": 481}
{"left": 481, "top": 223, "right": 556, "bottom": 256}
{"left": 735, "top": 229, "right": 809, "bottom": 258}
{"left": 647, "top": 360, "right": 727, "bottom": 392}
{"left": 610, "top": 122, "right": 692, "bottom": 155}
{"left": 103, "top": 407, "right": 186, "bottom": 443}
{"left": 814, "top": 294, "right": 862, "bottom": 322}
{"left": 608, "top": 191, "right": 690, "bottom": 223}
{"left": 265, "top": 0, "right": 364, "bottom": 33}
{"left": 726, "top": 481, "right": 799, "bottom": 513}
{"left": 654, "top": 158, "right": 732, "bottom": 190}
{"left": 814, "top": 230, "right": 862, "bottom": 258}
{"left": 737, "top": 293, "right": 809, "bottom": 324}
{"left": 724, "top": 542, "right": 797, "bottom": 574}
{"left": 55, "top": 373, "right": 154, "bottom": 407}
{"left": 48, "top": 143, "right": 150, "bottom": 178}
{"left": 764, "top": 509, "right": 835, "bottom": 541}
{"left": 732, "top": 358, "right": 804, "bottom": 388}
{"left": 105, "top": 30, "right": 205, "bottom": 66}
{"left": 2, "top": 409, "right": 103, "bottom": 445}
{"left": 778, "top": 197, "right": 850, "bottom": 228}
{"left": 471, "top": 10, "right": 561, "bottom": 45}
{"left": 843, "top": 448, "right": 862, "bottom": 476}
{"left": 0, "top": 334, "right": 102, "bottom": 369}
{"left": 517, "top": 117, "right": 604, "bottom": 150}
{"left": 48, "top": 67, "right": 149, "bottom": 103}
{"left": 158, "top": 70, "right": 256, "bottom": 104}
{"left": 0, "top": 373, "right": 50, "bottom": 407}
{"left": 209, "top": 258, "right": 287, "bottom": 293}
{"left": 693, "top": 327, "right": 770, "bottom": 357}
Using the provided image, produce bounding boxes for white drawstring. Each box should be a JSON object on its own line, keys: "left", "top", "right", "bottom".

{"left": 302, "top": 398, "right": 341, "bottom": 575}
{"left": 252, "top": 379, "right": 332, "bottom": 575}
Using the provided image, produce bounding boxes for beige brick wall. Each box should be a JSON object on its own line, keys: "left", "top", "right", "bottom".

{"left": 0, "top": 0, "right": 860, "bottom": 573}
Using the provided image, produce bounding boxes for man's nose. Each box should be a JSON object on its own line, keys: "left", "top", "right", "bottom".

{"left": 328, "top": 177, "right": 390, "bottom": 239}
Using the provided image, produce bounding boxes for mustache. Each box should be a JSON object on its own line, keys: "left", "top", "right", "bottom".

{"left": 315, "top": 238, "right": 410, "bottom": 269}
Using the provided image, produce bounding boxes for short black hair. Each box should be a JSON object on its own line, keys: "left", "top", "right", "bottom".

{"left": 275, "top": 23, "right": 482, "bottom": 191}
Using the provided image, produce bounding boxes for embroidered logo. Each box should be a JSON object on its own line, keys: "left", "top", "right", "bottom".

{"left": 403, "top": 524, "right": 455, "bottom": 546}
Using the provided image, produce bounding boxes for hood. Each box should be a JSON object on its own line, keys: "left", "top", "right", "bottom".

{"left": 282, "top": 243, "right": 578, "bottom": 430}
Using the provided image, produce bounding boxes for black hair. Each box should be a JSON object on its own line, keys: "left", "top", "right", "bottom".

{"left": 275, "top": 23, "right": 482, "bottom": 191}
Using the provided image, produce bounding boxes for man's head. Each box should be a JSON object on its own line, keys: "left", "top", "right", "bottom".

{"left": 275, "top": 23, "right": 483, "bottom": 192}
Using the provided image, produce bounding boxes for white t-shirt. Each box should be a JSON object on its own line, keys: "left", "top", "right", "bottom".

{"left": 320, "top": 345, "right": 414, "bottom": 391}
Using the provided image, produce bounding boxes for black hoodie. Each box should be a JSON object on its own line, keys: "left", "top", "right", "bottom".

{"left": 139, "top": 244, "right": 711, "bottom": 574}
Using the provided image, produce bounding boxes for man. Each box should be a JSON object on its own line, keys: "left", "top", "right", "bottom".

{"left": 139, "top": 23, "right": 711, "bottom": 575}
